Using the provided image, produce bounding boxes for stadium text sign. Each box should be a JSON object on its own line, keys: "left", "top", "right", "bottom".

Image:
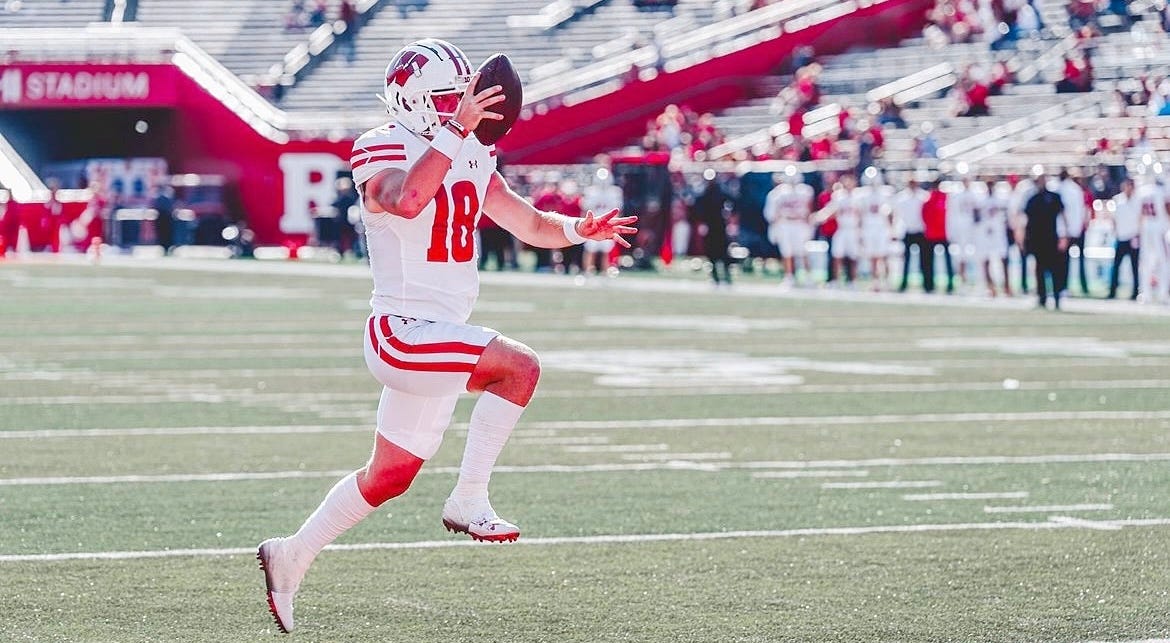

{"left": 0, "top": 64, "right": 178, "bottom": 108}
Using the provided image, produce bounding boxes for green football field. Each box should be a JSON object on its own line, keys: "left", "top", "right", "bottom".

{"left": 1, "top": 259, "right": 1168, "bottom": 643}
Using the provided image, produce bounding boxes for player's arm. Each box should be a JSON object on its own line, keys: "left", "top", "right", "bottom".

{"left": 483, "top": 172, "right": 638, "bottom": 248}
{"left": 363, "top": 73, "right": 504, "bottom": 218}
{"left": 811, "top": 198, "right": 837, "bottom": 225}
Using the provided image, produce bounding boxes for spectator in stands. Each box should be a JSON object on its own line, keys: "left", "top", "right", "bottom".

{"left": 955, "top": 64, "right": 991, "bottom": 116}
{"left": 988, "top": 59, "right": 1013, "bottom": 95}
{"left": 308, "top": 0, "right": 328, "bottom": 28}
{"left": 875, "top": 98, "right": 908, "bottom": 129}
{"left": 895, "top": 178, "right": 929, "bottom": 292}
{"left": 913, "top": 122, "right": 940, "bottom": 159}
{"left": 1067, "top": 0, "right": 1097, "bottom": 32}
{"left": 335, "top": 0, "right": 358, "bottom": 64}
{"left": 856, "top": 120, "right": 884, "bottom": 176}
{"left": 1107, "top": 177, "right": 1140, "bottom": 300}
{"left": 284, "top": 0, "right": 310, "bottom": 31}
{"left": 1056, "top": 53, "right": 1093, "bottom": 93}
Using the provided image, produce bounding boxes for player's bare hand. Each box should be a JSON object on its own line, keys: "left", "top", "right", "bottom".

{"left": 575, "top": 209, "right": 639, "bottom": 249}
{"left": 452, "top": 72, "right": 506, "bottom": 131}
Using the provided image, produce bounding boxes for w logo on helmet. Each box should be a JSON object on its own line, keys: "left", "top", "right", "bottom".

{"left": 388, "top": 51, "right": 429, "bottom": 87}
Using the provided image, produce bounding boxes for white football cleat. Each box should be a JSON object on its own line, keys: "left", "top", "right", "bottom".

{"left": 257, "top": 537, "right": 309, "bottom": 633}
{"left": 441, "top": 496, "right": 520, "bottom": 543}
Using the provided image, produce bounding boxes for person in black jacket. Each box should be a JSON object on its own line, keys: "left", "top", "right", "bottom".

{"left": 692, "top": 172, "right": 735, "bottom": 286}
{"left": 1021, "top": 174, "right": 1069, "bottom": 310}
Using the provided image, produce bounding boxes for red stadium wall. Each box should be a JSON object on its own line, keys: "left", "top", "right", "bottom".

{"left": 1, "top": 0, "right": 931, "bottom": 246}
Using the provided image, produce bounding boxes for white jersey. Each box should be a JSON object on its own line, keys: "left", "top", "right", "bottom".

{"left": 855, "top": 185, "right": 892, "bottom": 230}
{"left": 829, "top": 189, "right": 862, "bottom": 231}
{"left": 582, "top": 182, "right": 623, "bottom": 218}
{"left": 978, "top": 186, "right": 1011, "bottom": 233}
{"left": 765, "top": 183, "right": 814, "bottom": 223}
{"left": 351, "top": 122, "right": 498, "bottom": 323}
{"left": 1136, "top": 184, "right": 1170, "bottom": 250}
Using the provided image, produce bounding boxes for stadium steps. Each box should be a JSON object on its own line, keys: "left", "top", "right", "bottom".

{"left": 276, "top": 0, "right": 718, "bottom": 114}
{"left": 0, "top": 0, "right": 106, "bottom": 27}
{"left": 133, "top": 0, "right": 322, "bottom": 80}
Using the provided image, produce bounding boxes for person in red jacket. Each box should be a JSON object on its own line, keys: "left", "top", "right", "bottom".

{"left": 922, "top": 179, "right": 955, "bottom": 293}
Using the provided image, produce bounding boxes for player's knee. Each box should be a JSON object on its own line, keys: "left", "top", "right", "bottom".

{"left": 509, "top": 344, "right": 541, "bottom": 390}
{"left": 359, "top": 460, "right": 418, "bottom": 505}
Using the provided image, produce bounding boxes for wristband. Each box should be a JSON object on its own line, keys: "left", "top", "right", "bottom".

{"left": 446, "top": 119, "right": 469, "bottom": 139}
{"left": 562, "top": 218, "right": 586, "bottom": 245}
{"left": 430, "top": 126, "right": 464, "bottom": 161}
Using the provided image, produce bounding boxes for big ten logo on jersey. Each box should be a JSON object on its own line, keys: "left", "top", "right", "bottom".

{"left": 388, "top": 51, "right": 428, "bottom": 87}
{"left": 278, "top": 153, "right": 347, "bottom": 234}
{"left": 428, "top": 180, "right": 479, "bottom": 263}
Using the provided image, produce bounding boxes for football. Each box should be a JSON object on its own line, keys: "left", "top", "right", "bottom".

{"left": 473, "top": 53, "right": 523, "bottom": 145}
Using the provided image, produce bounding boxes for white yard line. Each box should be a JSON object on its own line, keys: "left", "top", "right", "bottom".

{"left": 7, "top": 378, "right": 1170, "bottom": 404}
{"left": 66, "top": 255, "right": 1170, "bottom": 318}
{"left": 904, "top": 491, "right": 1029, "bottom": 501}
{"left": 3, "top": 517, "right": 1169, "bottom": 564}
{"left": 26, "top": 408, "right": 1170, "bottom": 441}
{"left": 752, "top": 470, "right": 870, "bottom": 479}
{"left": 822, "top": 480, "right": 943, "bottom": 489}
{"left": 562, "top": 443, "right": 669, "bottom": 453}
{"left": 1047, "top": 516, "right": 1124, "bottom": 531}
{"left": 3, "top": 452, "right": 1165, "bottom": 486}
{"left": 619, "top": 452, "right": 733, "bottom": 461}
{"left": 516, "top": 410, "right": 1170, "bottom": 432}
{"left": 511, "top": 436, "right": 610, "bottom": 446}
{"left": 0, "top": 425, "right": 370, "bottom": 439}
{"left": 984, "top": 504, "right": 1114, "bottom": 514}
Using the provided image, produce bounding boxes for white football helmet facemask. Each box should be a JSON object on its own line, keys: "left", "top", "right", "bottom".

{"left": 380, "top": 38, "right": 473, "bottom": 137}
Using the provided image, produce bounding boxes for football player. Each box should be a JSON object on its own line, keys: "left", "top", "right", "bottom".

{"left": 976, "top": 179, "right": 1013, "bottom": 297}
{"left": 814, "top": 173, "right": 862, "bottom": 286}
{"left": 856, "top": 170, "right": 894, "bottom": 291}
{"left": 946, "top": 175, "right": 979, "bottom": 289}
{"left": 1136, "top": 176, "right": 1169, "bottom": 303}
{"left": 257, "top": 39, "right": 637, "bottom": 633}
{"left": 581, "top": 166, "right": 625, "bottom": 275}
{"left": 763, "top": 168, "right": 814, "bottom": 287}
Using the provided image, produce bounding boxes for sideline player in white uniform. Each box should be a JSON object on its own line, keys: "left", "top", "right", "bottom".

{"left": 763, "top": 168, "right": 814, "bottom": 285}
{"left": 1137, "top": 177, "right": 1170, "bottom": 303}
{"left": 581, "top": 166, "right": 625, "bottom": 274}
{"left": 856, "top": 172, "right": 894, "bottom": 290}
{"left": 976, "top": 179, "right": 1013, "bottom": 297}
{"left": 946, "top": 175, "right": 979, "bottom": 287}
{"left": 814, "top": 173, "right": 861, "bottom": 285}
{"left": 257, "top": 39, "right": 637, "bottom": 633}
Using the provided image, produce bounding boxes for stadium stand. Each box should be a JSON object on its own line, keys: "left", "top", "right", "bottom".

{"left": 0, "top": 0, "right": 106, "bottom": 28}
{"left": 277, "top": 0, "right": 720, "bottom": 112}
{"left": 132, "top": 0, "right": 331, "bottom": 81}
{"left": 686, "top": 0, "right": 1170, "bottom": 177}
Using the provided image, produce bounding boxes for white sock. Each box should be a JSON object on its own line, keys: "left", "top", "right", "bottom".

{"left": 452, "top": 393, "right": 526, "bottom": 500}
{"left": 287, "top": 471, "right": 375, "bottom": 561}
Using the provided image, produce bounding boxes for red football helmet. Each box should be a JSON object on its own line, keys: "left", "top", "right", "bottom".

{"left": 380, "top": 38, "right": 473, "bottom": 136}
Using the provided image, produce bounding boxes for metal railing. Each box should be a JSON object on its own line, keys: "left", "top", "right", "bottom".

{"left": 523, "top": 0, "right": 890, "bottom": 106}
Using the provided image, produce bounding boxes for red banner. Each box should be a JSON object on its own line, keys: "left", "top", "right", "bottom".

{"left": 0, "top": 63, "right": 179, "bottom": 109}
